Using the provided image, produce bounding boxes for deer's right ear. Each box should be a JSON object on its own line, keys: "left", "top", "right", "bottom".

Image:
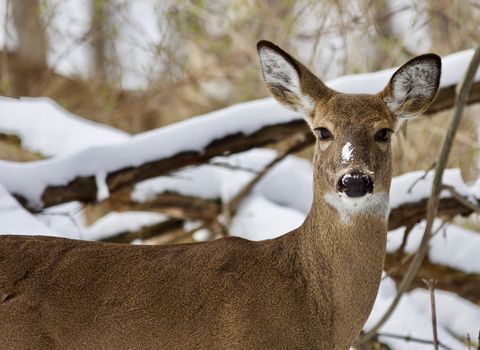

{"left": 381, "top": 54, "right": 441, "bottom": 119}
{"left": 257, "top": 40, "right": 332, "bottom": 126}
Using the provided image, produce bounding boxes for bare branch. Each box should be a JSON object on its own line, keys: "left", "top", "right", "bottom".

{"left": 100, "top": 219, "right": 183, "bottom": 244}
{"left": 224, "top": 133, "right": 311, "bottom": 227}
{"left": 377, "top": 332, "right": 454, "bottom": 350}
{"left": 441, "top": 185, "right": 480, "bottom": 212}
{"left": 423, "top": 279, "right": 439, "bottom": 350}
{"left": 359, "top": 44, "right": 480, "bottom": 345}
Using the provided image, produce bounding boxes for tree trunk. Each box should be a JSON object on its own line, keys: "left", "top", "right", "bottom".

{"left": 10, "top": 0, "right": 48, "bottom": 96}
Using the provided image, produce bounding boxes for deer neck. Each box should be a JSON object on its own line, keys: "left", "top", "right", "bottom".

{"left": 294, "top": 173, "right": 389, "bottom": 346}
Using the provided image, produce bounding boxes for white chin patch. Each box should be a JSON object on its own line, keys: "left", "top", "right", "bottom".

{"left": 324, "top": 192, "right": 389, "bottom": 224}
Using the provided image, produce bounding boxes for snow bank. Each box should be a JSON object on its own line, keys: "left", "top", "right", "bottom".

{"left": 365, "top": 276, "right": 466, "bottom": 349}
{"left": 0, "top": 183, "right": 63, "bottom": 237}
{"left": 83, "top": 211, "right": 169, "bottom": 241}
{"left": 0, "top": 97, "right": 130, "bottom": 157}
{"left": 132, "top": 148, "right": 313, "bottom": 214}
{"left": 0, "top": 99, "right": 298, "bottom": 208}
{"left": 328, "top": 48, "right": 480, "bottom": 94}
{"left": 388, "top": 220, "right": 480, "bottom": 274}
{"left": 410, "top": 288, "right": 480, "bottom": 342}
{"left": 230, "top": 194, "right": 305, "bottom": 241}
{"left": 389, "top": 168, "right": 474, "bottom": 209}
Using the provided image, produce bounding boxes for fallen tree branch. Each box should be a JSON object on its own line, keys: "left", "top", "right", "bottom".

{"left": 224, "top": 133, "right": 311, "bottom": 227}
{"left": 16, "top": 120, "right": 309, "bottom": 210}
{"left": 9, "top": 77, "right": 480, "bottom": 211}
{"left": 388, "top": 196, "right": 475, "bottom": 230}
{"left": 359, "top": 45, "right": 480, "bottom": 344}
{"left": 87, "top": 183, "right": 478, "bottom": 233}
{"left": 100, "top": 219, "right": 183, "bottom": 244}
{"left": 385, "top": 252, "right": 480, "bottom": 306}
{"left": 91, "top": 189, "right": 221, "bottom": 222}
{"left": 441, "top": 185, "right": 480, "bottom": 213}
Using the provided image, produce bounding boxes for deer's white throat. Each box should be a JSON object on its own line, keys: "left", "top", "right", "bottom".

{"left": 324, "top": 192, "right": 389, "bottom": 224}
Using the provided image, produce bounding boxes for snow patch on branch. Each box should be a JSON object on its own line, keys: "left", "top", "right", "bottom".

{"left": 0, "top": 97, "right": 129, "bottom": 157}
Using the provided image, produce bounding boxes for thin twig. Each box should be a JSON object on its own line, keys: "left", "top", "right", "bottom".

{"left": 407, "top": 162, "right": 436, "bottom": 194}
{"left": 397, "top": 223, "right": 414, "bottom": 256}
{"left": 477, "top": 330, "right": 480, "bottom": 350}
{"left": 423, "top": 279, "right": 439, "bottom": 350}
{"left": 441, "top": 184, "right": 480, "bottom": 212}
{"left": 208, "top": 161, "right": 260, "bottom": 174}
{"left": 384, "top": 218, "right": 451, "bottom": 280}
{"left": 376, "top": 332, "right": 454, "bottom": 350}
{"left": 223, "top": 133, "right": 310, "bottom": 229}
{"left": 358, "top": 44, "right": 480, "bottom": 345}
{"left": 467, "top": 333, "right": 471, "bottom": 350}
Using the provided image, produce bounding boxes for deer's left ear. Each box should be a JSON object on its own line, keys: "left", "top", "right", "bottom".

{"left": 257, "top": 40, "right": 332, "bottom": 127}
{"left": 380, "top": 54, "right": 441, "bottom": 119}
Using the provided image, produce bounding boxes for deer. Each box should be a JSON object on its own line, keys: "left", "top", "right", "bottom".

{"left": 0, "top": 40, "right": 440, "bottom": 349}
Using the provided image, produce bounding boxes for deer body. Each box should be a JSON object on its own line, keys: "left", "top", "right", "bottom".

{"left": 0, "top": 209, "right": 385, "bottom": 349}
{"left": 0, "top": 41, "right": 441, "bottom": 349}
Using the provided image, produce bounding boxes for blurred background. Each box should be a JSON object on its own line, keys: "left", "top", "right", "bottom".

{"left": 0, "top": 0, "right": 477, "bottom": 123}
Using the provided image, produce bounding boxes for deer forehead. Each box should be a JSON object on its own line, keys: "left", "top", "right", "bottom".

{"left": 313, "top": 94, "right": 396, "bottom": 130}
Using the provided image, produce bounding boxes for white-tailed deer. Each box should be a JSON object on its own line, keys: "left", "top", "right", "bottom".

{"left": 0, "top": 41, "right": 440, "bottom": 349}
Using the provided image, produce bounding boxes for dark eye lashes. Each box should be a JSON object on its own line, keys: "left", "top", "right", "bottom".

{"left": 315, "top": 127, "right": 333, "bottom": 141}
{"left": 374, "top": 128, "right": 393, "bottom": 142}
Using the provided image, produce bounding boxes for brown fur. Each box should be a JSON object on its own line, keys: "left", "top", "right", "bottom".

{"left": 0, "top": 41, "right": 440, "bottom": 349}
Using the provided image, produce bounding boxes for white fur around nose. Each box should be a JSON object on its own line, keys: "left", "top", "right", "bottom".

{"left": 324, "top": 192, "right": 389, "bottom": 224}
{"left": 258, "top": 47, "right": 315, "bottom": 114}
{"left": 341, "top": 142, "right": 354, "bottom": 164}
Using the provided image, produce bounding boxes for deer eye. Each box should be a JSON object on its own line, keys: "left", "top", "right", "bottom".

{"left": 374, "top": 128, "right": 393, "bottom": 142}
{"left": 315, "top": 127, "right": 333, "bottom": 141}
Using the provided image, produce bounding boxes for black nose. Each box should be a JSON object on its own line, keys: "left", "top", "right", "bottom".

{"left": 337, "top": 172, "right": 373, "bottom": 198}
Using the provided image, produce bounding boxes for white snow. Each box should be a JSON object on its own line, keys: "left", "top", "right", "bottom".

{"left": 0, "top": 183, "right": 63, "bottom": 236}
{"left": 327, "top": 48, "right": 480, "bottom": 94}
{"left": 230, "top": 194, "right": 305, "bottom": 241}
{"left": 389, "top": 168, "right": 472, "bottom": 210}
{"left": 365, "top": 276, "right": 466, "bottom": 350}
{"left": 132, "top": 165, "right": 234, "bottom": 203}
{"left": 83, "top": 211, "right": 169, "bottom": 241}
{"left": 34, "top": 201, "right": 85, "bottom": 238}
{"left": 132, "top": 148, "right": 313, "bottom": 215}
{"left": 0, "top": 97, "right": 129, "bottom": 157}
{"left": 95, "top": 171, "right": 110, "bottom": 202}
{"left": 388, "top": 220, "right": 480, "bottom": 274}
{"left": 0, "top": 99, "right": 298, "bottom": 208}
{"left": 409, "top": 288, "right": 480, "bottom": 342}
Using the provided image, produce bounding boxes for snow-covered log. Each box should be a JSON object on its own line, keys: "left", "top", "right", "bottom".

{"left": 385, "top": 252, "right": 480, "bottom": 306}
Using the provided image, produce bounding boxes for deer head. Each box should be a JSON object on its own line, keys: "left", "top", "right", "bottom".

{"left": 257, "top": 40, "right": 441, "bottom": 222}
